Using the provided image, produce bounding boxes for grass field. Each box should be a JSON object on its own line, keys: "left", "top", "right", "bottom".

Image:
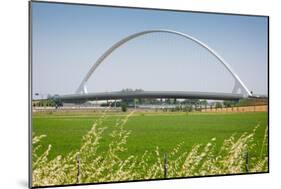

{"left": 32, "top": 111, "right": 268, "bottom": 163}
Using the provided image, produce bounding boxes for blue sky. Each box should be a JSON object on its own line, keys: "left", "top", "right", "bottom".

{"left": 32, "top": 2, "right": 268, "bottom": 97}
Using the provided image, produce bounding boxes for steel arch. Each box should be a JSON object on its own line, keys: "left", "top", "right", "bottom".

{"left": 76, "top": 29, "right": 252, "bottom": 97}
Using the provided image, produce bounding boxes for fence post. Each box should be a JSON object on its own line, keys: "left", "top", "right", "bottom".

{"left": 245, "top": 151, "right": 249, "bottom": 173}
{"left": 164, "top": 153, "right": 167, "bottom": 178}
{"left": 77, "top": 153, "right": 80, "bottom": 183}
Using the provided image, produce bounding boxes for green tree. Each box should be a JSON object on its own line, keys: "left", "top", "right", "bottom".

{"left": 223, "top": 100, "right": 236, "bottom": 108}
{"left": 201, "top": 100, "right": 208, "bottom": 109}
{"left": 215, "top": 102, "right": 223, "bottom": 109}
{"left": 121, "top": 102, "right": 127, "bottom": 112}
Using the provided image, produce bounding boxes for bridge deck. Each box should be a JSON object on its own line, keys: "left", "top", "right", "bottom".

{"left": 58, "top": 91, "right": 248, "bottom": 103}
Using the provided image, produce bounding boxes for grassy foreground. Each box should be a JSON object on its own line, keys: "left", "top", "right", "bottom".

{"left": 33, "top": 111, "right": 267, "bottom": 159}
{"left": 32, "top": 111, "right": 268, "bottom": 186}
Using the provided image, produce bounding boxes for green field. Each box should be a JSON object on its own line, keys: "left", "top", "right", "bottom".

{"left": 32, "top": 111, "right": 268, "bottom": 162}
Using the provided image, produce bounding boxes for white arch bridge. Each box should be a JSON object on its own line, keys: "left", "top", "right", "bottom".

{"left": 56, "top": 29, "right": 266, "bottom": 103}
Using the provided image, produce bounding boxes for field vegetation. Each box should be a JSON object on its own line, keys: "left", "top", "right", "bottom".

{"left": 32, "top": 110, "right": 268, "bottom": 187}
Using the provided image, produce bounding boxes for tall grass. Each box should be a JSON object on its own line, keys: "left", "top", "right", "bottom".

{"left": 32, "top": 111, "right": 268, "bottom": 187}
